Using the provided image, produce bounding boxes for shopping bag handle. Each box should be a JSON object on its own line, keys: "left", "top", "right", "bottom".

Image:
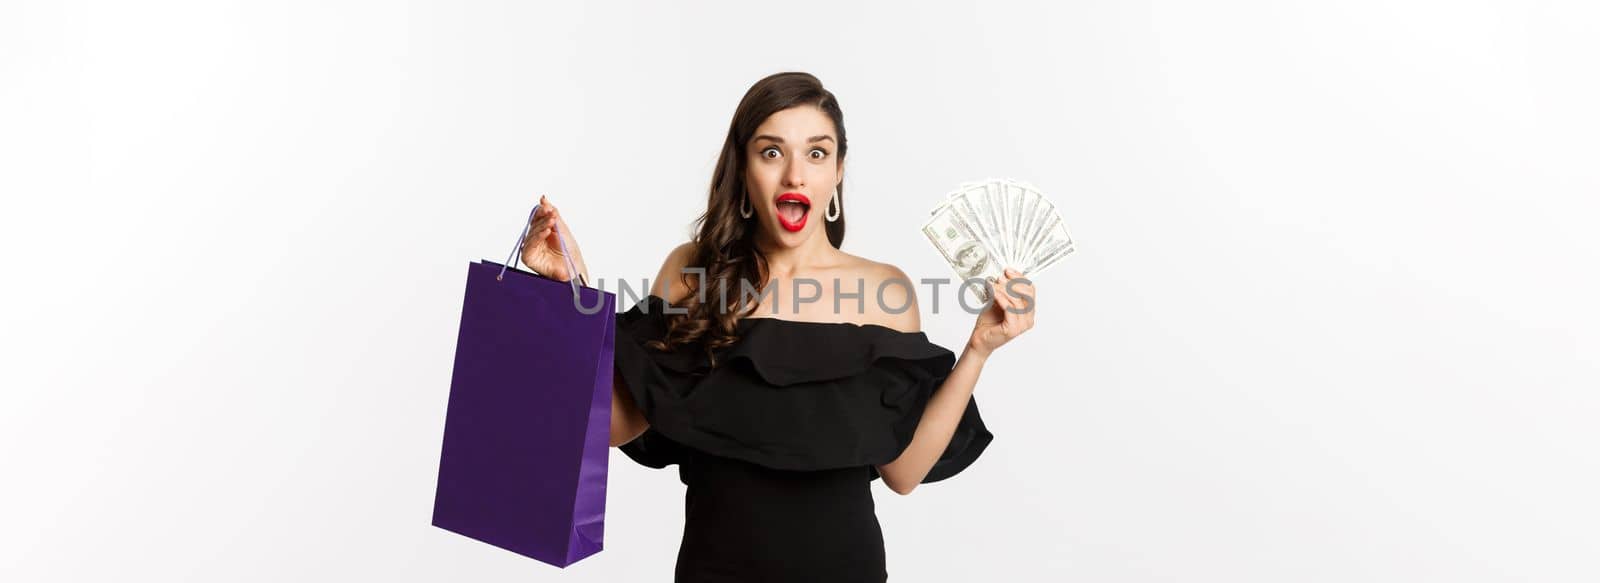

{"left": 499, "top": 203, "right": 585, "bottom": 298}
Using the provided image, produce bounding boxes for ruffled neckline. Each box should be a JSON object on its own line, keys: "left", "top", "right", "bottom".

{"left": 737, "top": 313, "right": 905, "bottom": 332}
{"left": 620, "top": 294, "right": 955, "bottom": 387}
{"left": 613, "top": 293, "right": 993, "bottom": 480}
{"left": 634, "top": 293, "right": 917, "bottom": 332}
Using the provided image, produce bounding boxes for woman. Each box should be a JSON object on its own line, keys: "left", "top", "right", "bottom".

{"left": 520, "top": 72, "right": 1037, "bottom": 582}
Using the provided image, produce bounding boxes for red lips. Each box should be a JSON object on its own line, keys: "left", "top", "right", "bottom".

{"left": 775, "top": 192, "right": 810, "bottom": 232}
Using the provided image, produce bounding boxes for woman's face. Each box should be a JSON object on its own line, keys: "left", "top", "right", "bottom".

{"left": 744, "top": 104, "right": 844, "bottom": 246}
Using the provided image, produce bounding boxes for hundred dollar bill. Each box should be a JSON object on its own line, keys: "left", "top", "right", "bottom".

{"left": 976, "top": 180, "right": 1006, "bottom": 267}
{"left": 951, "top": 184, "right": 1007, "bottom": 270}
{"left": 924, "top": 177, "right": 1076, "bottom": 302}
{"left": 1017, "top": 187, "right": 1061, "bottom": 271}
{"left": 922, "top": 199, "right": 1004, "bottom": 302}
{"left": 992, "top": 180, "right": 1016, "bottom": 268}
{"left": 1022, "top": 219, "right": 1076, "bottom": 277}
{"left": 1011, "top": 180, "right": 1047, "bottom": 266}
{"left": 1027, "top": 240, "right": 1075, "bottom": 277}
{"left": 1002, "top": 179, "right": 1028, "bottom": 267}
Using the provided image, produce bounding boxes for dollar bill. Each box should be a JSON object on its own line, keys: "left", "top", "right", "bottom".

{"left": 1023, "top": 220, "right": 1076, "bottom": 277}
{"left": 1012, "top": 180, "right": 1046, "bottom": 266}
{"left": 949, "top": 186, "right": 1007, "bottom": 271}
{"left": 1002, "top": 179, "right": 1028, "bottom": 267}
{"left": 979, "top": 181, "right": 1011, "bottom": 268}
{"left": 924, "top": 177, "right": 1075, "bottom": 302}
{"left": 1017, "top": 191, "right": 1061, "bottom": 271}
{"left": 1027, "top": 239, "right": 1075, "bottom": 277}
{"left": 923, "top": 199, "right": 1004, "bottom": 302}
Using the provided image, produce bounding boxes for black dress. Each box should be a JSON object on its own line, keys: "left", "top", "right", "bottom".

{"left": 612, "top": 295, "right": 994, "bottom": 582}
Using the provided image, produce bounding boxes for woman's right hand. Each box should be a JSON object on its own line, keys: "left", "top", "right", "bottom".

{"left": 520, "top": 195, "right": 588, "bottom": 283}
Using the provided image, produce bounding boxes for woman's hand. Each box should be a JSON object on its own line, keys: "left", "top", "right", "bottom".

{"left": 967, "top": 267, "right": 1037, "bottom": 358}
{"left": 520, "top": 195, "right": 590, "bottom": 283}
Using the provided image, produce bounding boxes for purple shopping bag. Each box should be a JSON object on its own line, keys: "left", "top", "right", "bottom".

{"left": 432, "top": 204, "right": 616, "bottom": 568}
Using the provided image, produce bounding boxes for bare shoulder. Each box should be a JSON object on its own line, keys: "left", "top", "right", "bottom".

{"left": 838, "top": 253, "right": 921, "bottom": 333}
{"left": 650, "top": 241, "right": 698, "bottom": 304}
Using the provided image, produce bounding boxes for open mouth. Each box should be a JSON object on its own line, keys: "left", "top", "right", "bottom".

{"left": 775, "top": 192, "right": 810, "bottom": 232}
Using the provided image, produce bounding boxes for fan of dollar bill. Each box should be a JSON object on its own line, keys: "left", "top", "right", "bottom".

{"left": 922, "top": 178, "right": 1075, "bottom": 302}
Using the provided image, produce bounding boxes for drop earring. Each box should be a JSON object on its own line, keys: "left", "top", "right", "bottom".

{"left": 825, "top": 193, "right": 841, "bottom": 222}
{"left": 739, "top": 194, "right": 753, "bottom": 219}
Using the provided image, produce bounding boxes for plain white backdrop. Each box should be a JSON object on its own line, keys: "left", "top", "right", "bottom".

{"left": 3, "top": 1, "right": 1596, "bottom": 581}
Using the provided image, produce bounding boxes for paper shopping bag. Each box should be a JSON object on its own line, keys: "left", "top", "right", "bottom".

{"left": 432, "top": 205, "right": 616, "bottom": 568}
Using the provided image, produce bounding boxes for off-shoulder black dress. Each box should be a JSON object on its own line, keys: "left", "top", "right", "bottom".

{"left": 612, "top": 295, "right": 994, "bottom": 582}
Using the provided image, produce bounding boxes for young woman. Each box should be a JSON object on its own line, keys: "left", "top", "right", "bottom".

{"left": 520, "top": 72, "right": 1037, "bottom": 582}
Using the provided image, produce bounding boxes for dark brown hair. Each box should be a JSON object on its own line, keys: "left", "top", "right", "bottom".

{"left": 645, "top": 72, "right": 848, "bottom": 363}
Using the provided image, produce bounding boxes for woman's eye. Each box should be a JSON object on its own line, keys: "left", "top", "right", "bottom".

{"left": 809, "top": 148, "right": 828, "bottom": 160}
{"left": 761, "top": 147, "right": 780, "bottom": 159}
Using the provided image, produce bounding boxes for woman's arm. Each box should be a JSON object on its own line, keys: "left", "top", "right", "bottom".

{"left": 610, "top": 380, "right": 649, "bottom": 447}
{"left": 521, "top": 197, "right": 642, "bottom": 447}
{"left": 609, "top": 241, "right": 699, "bottom": 448}
{"left": 876, "top": 267, "right": 1037, "bottom": 495}
{"left": 876, "top": 347, "right": 988, "bottom": 495}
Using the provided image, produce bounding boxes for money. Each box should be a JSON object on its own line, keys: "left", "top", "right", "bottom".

{"left": 921, "top": 178, "right": 1076, "bottom": 302}
{"left": 946, "top": 188, "right": 1007, "bottom": 273}
{"left": 922, "top": 200, "right": 1005, "bottom": 302}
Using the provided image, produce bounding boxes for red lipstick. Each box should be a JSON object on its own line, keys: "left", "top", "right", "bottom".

{"left": 775, "top": 192, "right": 811, "bottom": 232}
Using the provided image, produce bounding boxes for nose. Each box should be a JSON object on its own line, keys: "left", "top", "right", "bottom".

{"left": 782, "top": 157, "right": 806, "bottom": 188}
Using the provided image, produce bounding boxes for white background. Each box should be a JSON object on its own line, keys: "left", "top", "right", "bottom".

{"left": 3, "top": 1, "right": 1596, "bottom": 581}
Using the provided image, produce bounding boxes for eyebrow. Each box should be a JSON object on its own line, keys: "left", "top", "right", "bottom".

{"left": 751, "top": 134, "right": 835, "bottom": 144}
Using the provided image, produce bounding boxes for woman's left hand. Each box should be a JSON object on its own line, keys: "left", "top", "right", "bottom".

{"left": 967, "top": 267, "right": 1037, "bottom": 358}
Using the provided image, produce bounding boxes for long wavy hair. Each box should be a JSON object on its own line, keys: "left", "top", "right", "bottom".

{"left": 645, "top": 72, "right": 848, "bottom": 364}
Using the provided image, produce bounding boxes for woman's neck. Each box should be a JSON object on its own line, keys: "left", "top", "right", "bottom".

{"left": 755, "top": 230, "right": 838, "bottom": 279}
